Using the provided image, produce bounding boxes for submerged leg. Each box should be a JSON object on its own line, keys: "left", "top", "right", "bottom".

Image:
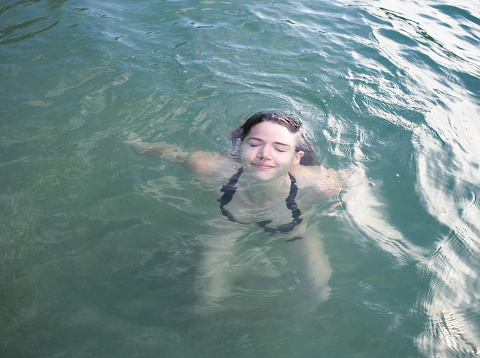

{"left": 194, "top": 232, "right": 238, "bottom": 315}
{"left": 303, "top": 228, "right": 332, "bottom": 302}
{"left": 285, "top": 226, "right": 332, "bottom": 305}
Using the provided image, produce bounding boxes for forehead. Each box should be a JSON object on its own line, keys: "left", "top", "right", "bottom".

{"left": 245, "top": 121, "right": 296, "bottom": 145}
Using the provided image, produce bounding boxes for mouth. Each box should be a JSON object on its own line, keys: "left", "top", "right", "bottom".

{"left": 253, "top": 163, "right": 275, "bottom": 169}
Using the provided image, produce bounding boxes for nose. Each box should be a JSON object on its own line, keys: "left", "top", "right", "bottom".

{"left": 258, "top": 144, "right": 272, "bottom": 159}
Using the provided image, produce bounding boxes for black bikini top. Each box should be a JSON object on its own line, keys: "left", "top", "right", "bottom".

{"left": 218, "top": 167, "right": 303, "bottom": 239}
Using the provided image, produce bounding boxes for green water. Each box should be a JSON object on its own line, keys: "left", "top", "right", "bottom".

{"left": 1, "top": 0, "right": 480, "bottom": 356}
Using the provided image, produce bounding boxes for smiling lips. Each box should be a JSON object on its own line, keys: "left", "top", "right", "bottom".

{"left": 254, "top": 163, "right": 275, "bottom": 169}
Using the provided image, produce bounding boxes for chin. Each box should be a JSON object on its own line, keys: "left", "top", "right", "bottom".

{"left": 254, "top": 174, "right": 274, "bottom": 181}
{"left": 249, "top": 168, "right": 281, "bottom": 181}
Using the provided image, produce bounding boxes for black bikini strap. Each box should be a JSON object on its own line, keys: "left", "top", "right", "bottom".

{"left": 218, "top": 167, "right": 243, "bottom": 206}
{"left": 218, "top": 168, "right": 245, "bottom": 223}
{"left": 286, "top": 173, "right": 302, "bottom": 224}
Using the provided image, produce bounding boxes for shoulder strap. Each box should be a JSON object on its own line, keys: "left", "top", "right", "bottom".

{"left": 218, "top": 167, "right": 243, "bottom": 206}
{"left": 286, "top": 173, "right": 302, "bottom": 223}
{"left": 218, "top": 168, "right": 246, "bottom": 223}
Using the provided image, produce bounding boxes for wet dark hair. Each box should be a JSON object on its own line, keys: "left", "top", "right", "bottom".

{"left": 227, "top": 111, "right": 320, "bottom": 166}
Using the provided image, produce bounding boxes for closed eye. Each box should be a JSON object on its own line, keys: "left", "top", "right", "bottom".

{"left": 247, "top": 139, "right": 262, "bottom": 147}
{"left": 274, "top": 144, "right": 290, "bottom": 152}
{"left": 246, "top": 138, "right": 291, "bottom": 152}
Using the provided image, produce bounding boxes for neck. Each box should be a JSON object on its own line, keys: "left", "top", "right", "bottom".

{"left": 238, "top": 172, "right": 291, "bottom": 205}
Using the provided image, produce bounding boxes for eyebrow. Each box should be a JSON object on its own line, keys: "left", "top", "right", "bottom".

{"left": 247, "top": 137, "right": 291, "bottom": 148}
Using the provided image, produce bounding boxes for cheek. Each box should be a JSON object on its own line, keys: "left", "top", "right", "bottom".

{"left": 285, "top": 156, "right": 297, "bottom": 166}
{"left": 283, "top": 151, "right": 298, "bottom": 162}
{"left": 239, "top": 146, "right": 254, "bottom": 160}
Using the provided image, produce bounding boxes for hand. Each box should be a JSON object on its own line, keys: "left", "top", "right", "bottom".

{"left": 123, "top": 133, "right": 141, "bottom": 145}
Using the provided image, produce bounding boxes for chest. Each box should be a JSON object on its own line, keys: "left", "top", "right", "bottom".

{"left": 217, "top": 168, "right": 308, "bottom": 232}
{"left": 222, "top": 194, "right": 296, "bottom": 226}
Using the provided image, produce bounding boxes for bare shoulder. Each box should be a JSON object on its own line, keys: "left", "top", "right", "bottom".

{"left": 290, "top": 165, "right": 345, "bottom": 199}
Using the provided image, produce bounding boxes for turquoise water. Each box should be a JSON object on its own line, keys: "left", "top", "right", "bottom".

{"left": 1, "top": 0, "right": 480, "bottom": 356}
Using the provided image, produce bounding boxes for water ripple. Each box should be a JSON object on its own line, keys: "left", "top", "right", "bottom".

{"left": 0, "top": 0, "right": 65, "bottom": 45}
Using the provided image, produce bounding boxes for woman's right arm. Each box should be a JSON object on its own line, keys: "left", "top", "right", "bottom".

{"left": 128, "top": 138, "right": 189, "bottom": 162}
{"left": 127, "top": 136, "right": 235, "bottom": 183}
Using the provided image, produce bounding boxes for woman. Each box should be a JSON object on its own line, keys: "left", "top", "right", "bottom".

{"left": 127, "top": 111, "right": 344, "bottom": 313}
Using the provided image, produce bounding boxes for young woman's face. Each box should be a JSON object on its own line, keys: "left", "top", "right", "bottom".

{"left": 239, "top": 121, "right": 304, "bottom": 181}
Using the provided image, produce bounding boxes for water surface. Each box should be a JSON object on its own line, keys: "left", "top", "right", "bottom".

{"left": 1, "top": 0, "right": 480, "bottom": 356}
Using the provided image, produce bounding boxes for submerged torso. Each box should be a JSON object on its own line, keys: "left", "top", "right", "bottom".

{"left": 218, "top": 167, "right": 303, "bottom": 236}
